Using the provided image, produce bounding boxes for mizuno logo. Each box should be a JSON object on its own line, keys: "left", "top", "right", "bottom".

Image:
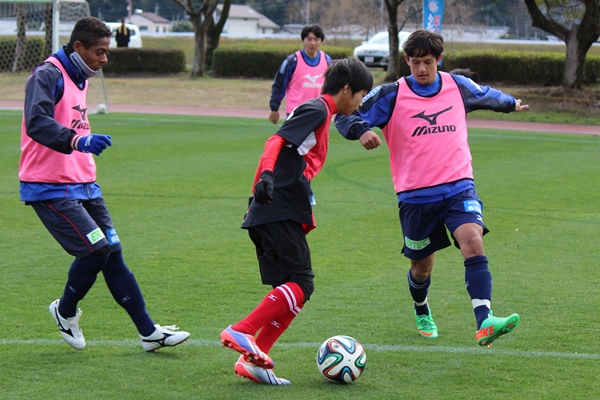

{"left": 72, "top": 105, "right": 88, "bottom": 121}
{"left": 55, "top": 308, "right": 74, "bottom": 337}
{"left": 411, "top": 106, "right": 453, "bottom": 125}
{"left": 70, "top": 105, "right": 90, "bottom": 130}
{"left": 303, "top": 74, "right": 321, "bottom": 83}
{"left": 412, "top": 125, "right": 456, "bottom": 136}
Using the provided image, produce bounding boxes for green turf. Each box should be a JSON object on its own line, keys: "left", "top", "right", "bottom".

{"left": 1, "top": 110, "right": 599, "bottom": 399}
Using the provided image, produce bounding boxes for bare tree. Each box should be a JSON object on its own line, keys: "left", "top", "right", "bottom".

{"left": 383, "top": 0, "right": 420, "bottom": 82}
{"left": 170, "top": 0, "right": 222, "bottom": 77}
{"left": 523, "top": 0, "right": 600, "bottom": 88}
{"left": 206, "top": 0, "right": 231, "bottom": 70}
{"left": 316, "top": 0, "right": 382, "bottom": 42}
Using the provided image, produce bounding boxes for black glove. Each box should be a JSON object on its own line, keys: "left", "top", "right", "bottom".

{"left": 253, "top": 170, "right": 274, "bottom": 205}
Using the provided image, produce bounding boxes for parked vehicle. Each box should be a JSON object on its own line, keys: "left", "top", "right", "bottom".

{"left": 353, "top": 31, "right": 411, "bottom": 70}
{"left": 104, "top": 22, "right": 143, "bottom": 48}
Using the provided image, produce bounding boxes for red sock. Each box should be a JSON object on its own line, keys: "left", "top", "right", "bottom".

{"left": 232, "top": 282, "right": 305, "bottom": 337}
{"left": 256, "top": 302, "right": 304, "bottom": 353}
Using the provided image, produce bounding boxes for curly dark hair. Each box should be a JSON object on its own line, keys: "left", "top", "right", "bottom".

{"left": 68, "top": 17, "right": 112, "bottom": 48}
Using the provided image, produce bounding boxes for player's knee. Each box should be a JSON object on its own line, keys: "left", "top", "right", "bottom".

{"left": 295, "top": 276, "right": 315, "bottom": 302}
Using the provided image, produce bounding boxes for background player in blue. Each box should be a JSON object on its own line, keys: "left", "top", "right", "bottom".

{"left": 268, "top": 24, "right": 332, "bottom": 206}
{"left": 19, "top": 17, "right": 190, "bottom": 352}
{"left": 268, "top": 24, "right": 331, "bottom": 125}
{"left": 220, "top": 57, "right": 373, "bottom": 385}
{"left": 336, "top": 30, "right": 528, "bottom": 346}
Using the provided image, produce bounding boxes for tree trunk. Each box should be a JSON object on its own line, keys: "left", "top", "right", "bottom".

{"left": 563, "top": 28, "right": 581, "bottom": 88}
{"left": 523, "top": 0, "right": 600, "bottom": 89}
{"left": 206, "top": 0, "right": 231, "bottom": 71}
{"left": 191, "top": 16, "right": 208, "bottom": 77}
{"left": 383, "top": 0, "right": 399, "bottom": 82}
{"left": 12, "top": 4, "right": 26, "bottom": 73}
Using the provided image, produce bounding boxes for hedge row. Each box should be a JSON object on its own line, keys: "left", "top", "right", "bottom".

{"left": 0, "top": 38, "right": 185, "bottom": 75}
{"left": 212, "top": 43, "right": 351, "bottom": 79}
{"left": 213, "top": 44, "right": 600, "bottom": 85}
{"left": 437, "top": 50, "right": 600, "bottom": 85}
{"left": 101, "top": 48, "right": 186, "bottom": 75}
{"left": 2, "top": 36, "right": 598, "bottom": 85}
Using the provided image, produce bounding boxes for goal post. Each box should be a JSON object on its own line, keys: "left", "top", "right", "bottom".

{"left": 0, "top": 0, "right": 109, "bottom": 112}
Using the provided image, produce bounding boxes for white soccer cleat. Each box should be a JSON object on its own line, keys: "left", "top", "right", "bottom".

{"left": 48, "top": 299, "right": 86, "bottom": 350}
{"left": 234, "top": 355, "right": 291, "bottom": 385}
{"left": 140, "top": 324, "right": 190, "bottom": 352}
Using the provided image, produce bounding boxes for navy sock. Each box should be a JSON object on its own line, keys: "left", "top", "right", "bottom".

{"left": 408, "top": 270, "right": 431, "bottom": 315}
{"left": 102, "top": 251, "right": 155, "bottom": 336}
{"left": 59, "top": 254, "right": 109, "bottom": 318}
{"left": 464, "top": 255, "right": 492, "bottom": 329}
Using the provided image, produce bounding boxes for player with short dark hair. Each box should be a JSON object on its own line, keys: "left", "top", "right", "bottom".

{"left": 19, "top": 16, "right": 190, "bottom": 352}
{"left": 220, "top": 57, "right": 373, "bottom": 385}
{"left": 335, "top": 29, "right": 528, "bottom": 346}
{"left": 269, "top": 24, "right": 331, "bottom": 207}
{"left": 268, "top": 24, "right": 330, "bottom": 125}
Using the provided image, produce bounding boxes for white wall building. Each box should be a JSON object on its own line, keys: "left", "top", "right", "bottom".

{"left": 129, "top": 12, "right": 171, "bottom": 34}
{"left": 216, "top": 4, "right": 279, "bottom": 37}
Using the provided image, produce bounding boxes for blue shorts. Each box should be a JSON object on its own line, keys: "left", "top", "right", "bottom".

{"left": 30, "top": 197, "right": 122, "bottom": 259}
{"left": 398, "top": 188, "right": 489, "bottom": 260}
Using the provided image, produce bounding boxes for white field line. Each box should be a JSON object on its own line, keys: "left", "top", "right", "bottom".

{"left": 1, "top": 339, "right": 599, "bottom": 360}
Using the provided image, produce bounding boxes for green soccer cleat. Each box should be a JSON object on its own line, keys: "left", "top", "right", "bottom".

{"left": 415, "top": 309, "right": 438, "bottom": 339}
{"left": 476, "top": 311, "right": 520, "bottom": 346}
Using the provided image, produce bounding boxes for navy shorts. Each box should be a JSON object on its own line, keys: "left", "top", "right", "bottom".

{"left": 30, "top": 197, "right": 122, "bottom": 259}
{"left": 248, "top": 220, "right": 315, "bottom": 299}
{"left": 398, "top": 188, "right": 489, "bottom": 260}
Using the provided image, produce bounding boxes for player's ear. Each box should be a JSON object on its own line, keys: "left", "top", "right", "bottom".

{"left": 404, "top": 54, "right": 410, "bottom": 65}
{"left": 73, "top": 40, "right": 84, "bottom": 53}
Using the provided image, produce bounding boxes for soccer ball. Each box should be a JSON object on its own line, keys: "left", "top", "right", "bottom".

{"left": 316, "top": 335, "right": 366, "bottom": 384}
{"left": 96, "top": 103, "right": 108, "bottom": 114}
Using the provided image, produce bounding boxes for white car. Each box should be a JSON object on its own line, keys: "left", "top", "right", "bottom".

{"left": 353, "top": 31, "right": 411, "bottom": 70}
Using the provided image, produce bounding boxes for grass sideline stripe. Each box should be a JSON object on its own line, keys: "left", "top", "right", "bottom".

{"left": 1, "top": 339, "right": 598, "bottom": 360}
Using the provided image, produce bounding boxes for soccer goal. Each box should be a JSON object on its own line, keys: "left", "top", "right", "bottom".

{"left": 0, "top": 0, "right": 109, "bottom": 112}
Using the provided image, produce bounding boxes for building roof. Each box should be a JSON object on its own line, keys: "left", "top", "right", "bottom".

{"left": 217, "top": 4, "right": 279, "bottom": 29}
{"left": 133, "top": 12, "right": 171, "bottom": 24}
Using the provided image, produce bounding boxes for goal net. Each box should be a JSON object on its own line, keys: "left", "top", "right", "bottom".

{"left": 0, "top": 0, "right": 109, "bottom": 112}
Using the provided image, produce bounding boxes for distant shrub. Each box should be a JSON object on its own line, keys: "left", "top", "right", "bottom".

{"left": 212, "top": 43, "right": 352, "bottom": 79}
{"left": 171, "top": 21, "right": 193, "bottom": 33}
{"left": 102, "top": 48, "right": 186, "bottom": 75}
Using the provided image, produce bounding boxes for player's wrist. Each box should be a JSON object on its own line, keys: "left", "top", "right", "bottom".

{"left": 70, "top": 134, "right": 82, "bottom": 150}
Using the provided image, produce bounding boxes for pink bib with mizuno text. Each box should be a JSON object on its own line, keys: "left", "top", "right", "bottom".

{"left": 19, "top": 56, "right": 96, "bottom": 184}
{"left": 285, "top": 50, "right": 328, "bottom": 114}
{"left": 382, "top": 72, "right": 473, "bottom": 193}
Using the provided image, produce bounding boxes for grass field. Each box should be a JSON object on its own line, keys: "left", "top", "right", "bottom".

{"left": 1, "top": 110, "right": 599, "bottom": 399}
